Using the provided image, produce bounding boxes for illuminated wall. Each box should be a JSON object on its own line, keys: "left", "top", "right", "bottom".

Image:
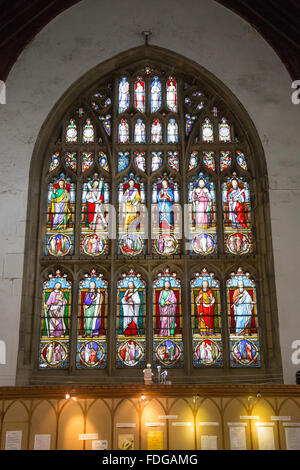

{"left": 1, "top": 386, "right": 300, "bottom": 450}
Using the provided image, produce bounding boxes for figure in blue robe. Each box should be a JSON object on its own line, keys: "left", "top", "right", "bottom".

{"left": 157, "top": 180, "right": 174, "bottom": 230}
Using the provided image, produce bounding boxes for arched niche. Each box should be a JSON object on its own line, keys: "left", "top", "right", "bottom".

{"left": 223, "top": 397, "right": 250, "bottom": 450}
{"left": 278, "top": 398, "right": 300, "bottom": 450}
{"left": 251, "top": 398, "right": 278, "bottom": 450}
{"left": 141, "top": 398, "right": 167, "bottom": 450}
{"left": 113, "top": 398, "right": 139, "bottom": 450}
{"left": 196, "top": 397, "right": 223, "bottom": 450}
{"left": 1, "top": 400, "right": 29, "bottom": 450}
{"left": 29, "top": 399, "right": 57, "bottom": 449}
{"left": 85, "top": 398, "right": 112, "bottom": 450}
{"left": 168, "top": 398, "right": 194, "bottom": 450}
{"left": 57, "top": 400, "right": 85, "bottom": 450}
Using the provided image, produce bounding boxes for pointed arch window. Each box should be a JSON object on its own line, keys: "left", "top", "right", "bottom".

{"left": 18, "top": 51, "right": 281, "bottom": 384}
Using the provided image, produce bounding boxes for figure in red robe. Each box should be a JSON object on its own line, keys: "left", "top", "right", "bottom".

{"left": 195, "top": 280, "right": 216, "bottom": 333}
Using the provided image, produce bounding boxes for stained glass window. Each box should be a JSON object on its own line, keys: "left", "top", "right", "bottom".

{"left": 212, "top": 106, "right": 218, "bottom": 117}
{"left": 116, "top": 269, "right": 146, "bottom": 368}
{"left": 83, "top": 118, "right": 95, "bottom": 143}
{"left": 203, "top": 151, "right": 215, "bottom": 172}
{"left": 119, "top": 119, "right": 129, "bottom": 143}
{"left": 35, "top": 60, "right": 274, "bottom": 382}
{"left": 153, "top": 269, "right": 183, "bottom": 368}
{"left": 100, "top": 114, "right": 111, "bottom": 136}
{"left": 50, "top": 152, "right": 60, "bottom": 172}
{"left": 39, "top": 270, "right": 71, "bottom": 368}
{"left": 202, "top": 118, "right": 214, "bottom": 142}
{"left": 167, "top": 152, "right": 179, "bottom": 172}
{"left": 118, "top": 152, "right": 129, "bottom": 172}
{"left": 119, "top": 77, "right": 130, "bottom": 113}
{"left": 152, "top": 175, "right": 180, "bottom": 255}
{"left": 134, "top": 118, "right": 146, "bottom": 143}
{"left": 185, "top": 114, "right": 196, "bottom": 135}
{"left": 81, "top": 174, "right": 109, "bottom": 256}
{"left": 191, "top": 269, "right": 222, "bottom": 367}
{"left": 220, "top": 151, "right": 232, "bottom": 171}
{"left": 82, "top": 152, "right": 94, "bottom": 172}
{"left": 236, "top": 151, "right": 247, "bottom": 171}
{"left": 134, "top": 152, "right": 146, "bottom": 172}
{"left": 151, "top": 76, "right": 161, "bottom": 113}
{"left": 65, "top": 152, "right": 76, "bottom": 172}
{"left": 219, "top": 117, "right": 231, "bottom": 142}
{"left": 188, "top": 173, "right": 217, "bottom": 255}
{"left": 188, "top": 152, "right": 198, "bottom": 171}
{"left": 167, "top": 119, "right": 178, "bottom": 143}
{"left": 45, "top": 174, "right": 75, "bottom": 256}
{"left": 166, "top": 77, "right": 177, "bottom": 112}
{"left": 118, "top": 173, "right": 146, "bottom": 256}
{"left": 134, "top": 78, "right": 145, "bottom": 113}
{"left": 77, "top": 270, "right": 108, "bottom": 368}
{"left": 66, "top": 119, "right": 77, "bottom": 143}
{"left": 222, "top": 174, "right": 253, "bottom": 255}
{"left": 77, "top": 107, "right": 85, "bottom": 118}
{"left": 99, "top": 152, "right": 109, "bottom": 172}
{"left": 151, "top": 152, "right": 162, "bottom": 172}
{"left": 227, "top": 268, "right": 260, "bottom": 367}
{"left": 151, "top": 119, "right": 162, "bottom": 143}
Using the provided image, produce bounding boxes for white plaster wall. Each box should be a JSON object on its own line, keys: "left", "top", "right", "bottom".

{"left": 0, "top": 0, "right": 299, "bottom": 385}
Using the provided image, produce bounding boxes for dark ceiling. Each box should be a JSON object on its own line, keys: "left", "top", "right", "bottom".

{"left": 0, "top": 0, "right": 299, "bottom": 81}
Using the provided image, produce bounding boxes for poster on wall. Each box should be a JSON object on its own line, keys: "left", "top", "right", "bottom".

{"left": 118, "top": 434, "right": 135, "bottom": 450}
{"left": 92, "top": 439, "right": 108, "bottom": 450}
{"left": 147, "top": 430, "right": 164, "bottom": 450}
{"left": 229, "top": 426, "right": 247, "bottom": 450}
{"left": 34, "top": 434, "right": 51, "bottom": 450}
{"left": 201, "top": 435, "right": 218, "bottom": 450}
{"left": 285, "top": 427, "right": 300, "bottom": 450}
{"left": 5, "top": 430, "right": 22, "bottom": 450}
{"left": 257, "top": 426, "right": 275, "bottom": 450}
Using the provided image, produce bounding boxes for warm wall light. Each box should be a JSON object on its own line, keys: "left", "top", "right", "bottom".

{"left": 193, "top": 394, "right": 200, "bottom": 403}
{"left": 141, "top": 394, "right": 146, "bottom": 400}
{"left": 65, "top": 393, "right": 70, "bottom": 399}
{"left": 248, "top": 392, "right": 262, "bottom": 403}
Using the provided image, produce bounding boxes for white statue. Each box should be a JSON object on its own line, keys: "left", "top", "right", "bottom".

{"left": 161, "top": 370, "right": 168, "bottom": 384}
{"left": 143, "top": 363, "right": 154, "bottom": 385}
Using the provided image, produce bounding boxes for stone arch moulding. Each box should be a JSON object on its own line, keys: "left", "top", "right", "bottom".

{"left": 16, "top": 45, "right": 283, "bottom": 385}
